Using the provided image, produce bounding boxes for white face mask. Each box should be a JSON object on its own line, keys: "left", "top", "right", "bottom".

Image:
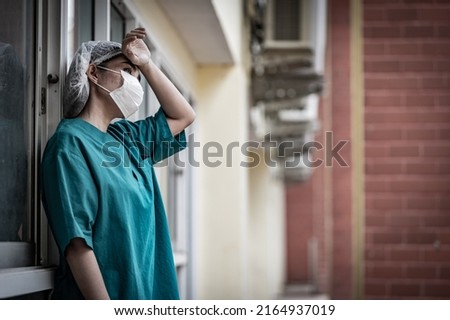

{"left": 95, "top": 65, "right": 144, "bottom": 118}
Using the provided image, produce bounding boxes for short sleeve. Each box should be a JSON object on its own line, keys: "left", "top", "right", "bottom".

{"left": 41, "top": 150, "right": 98, "bottom": 253}
{"left": 109, "top": 107, "right": 187, "bottom": 165}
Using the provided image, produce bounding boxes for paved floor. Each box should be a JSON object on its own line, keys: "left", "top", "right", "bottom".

{"left": 279, "top": 284, "right": 329, "bottom": 300}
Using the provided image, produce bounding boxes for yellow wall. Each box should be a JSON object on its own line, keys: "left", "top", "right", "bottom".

{"left": 248, "top": 151, "right": 286, "bottom": 299}
{"left": 196, "top": 64, "right": 250, "bottom": 299}
{"left": 132, "top": 0, "right": 198, "bottom": 94}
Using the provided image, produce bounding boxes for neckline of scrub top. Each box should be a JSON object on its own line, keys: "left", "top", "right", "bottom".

{"left": 68, "top": 117, "right": 112, "bottom": 138}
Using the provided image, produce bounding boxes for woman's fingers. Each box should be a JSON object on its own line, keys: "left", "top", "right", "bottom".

{"left": 125, "top": 28, "right": 146, "bottom": 39}
{"left": 121, "top": 29, "right": 151, "bottom": 66}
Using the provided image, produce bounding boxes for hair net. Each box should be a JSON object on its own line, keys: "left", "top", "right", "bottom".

{"left": 63, "top": 41, "right": 122, "bottom": 118}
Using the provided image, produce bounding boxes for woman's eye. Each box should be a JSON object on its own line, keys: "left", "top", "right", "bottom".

{"left": 124, "top": 68, "right": 132, "bottom": 74}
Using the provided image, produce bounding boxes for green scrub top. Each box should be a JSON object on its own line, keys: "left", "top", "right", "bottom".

{"left": 41, "top": 108, "right": 186, "bottom": 300}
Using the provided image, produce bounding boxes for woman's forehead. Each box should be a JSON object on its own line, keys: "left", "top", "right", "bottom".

{"left": 106, "top": 55, "right": 137, "bottom": 69}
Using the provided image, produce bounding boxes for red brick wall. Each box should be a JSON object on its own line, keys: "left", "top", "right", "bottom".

{"left": 286, "top": 0, "right": 355, "bottom": 299}
{"left": 286, "top": 181, "right": 315, "bottom": 282}
{"left": 363, "top": 0, "right": 450, "bottom": 299}
{"left": 329, "top": 0, "right": 355, "bottom": 299}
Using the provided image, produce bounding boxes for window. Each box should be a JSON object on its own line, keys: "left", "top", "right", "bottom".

{"left": 110, "top": 3, "right": 126, "bottom": 42}
{"left": 0, "top": 0, "right": 55, "bottom": 299}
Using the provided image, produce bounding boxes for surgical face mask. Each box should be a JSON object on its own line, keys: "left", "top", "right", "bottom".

{"left": 95, "top": 65, "right": 144, "bottom": 118}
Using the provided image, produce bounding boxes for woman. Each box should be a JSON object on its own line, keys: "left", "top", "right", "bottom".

{"left": 41, "top": 28, "right": 195, "bottom": 299}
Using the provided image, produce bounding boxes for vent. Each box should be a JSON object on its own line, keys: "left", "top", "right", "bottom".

{"left": 266, "top": 0, "right": 312, "bottom": 48}
{"left": 274, "top": 0, "right": 301, "bottom": 41}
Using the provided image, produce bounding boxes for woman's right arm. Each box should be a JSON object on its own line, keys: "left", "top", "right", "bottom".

{"left": 66, "top": 238, "right": 110, "bottom": 300}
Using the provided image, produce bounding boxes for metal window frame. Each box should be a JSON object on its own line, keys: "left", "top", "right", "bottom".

{"left": 0, "top": 267, "right": 56, "bottom": 299}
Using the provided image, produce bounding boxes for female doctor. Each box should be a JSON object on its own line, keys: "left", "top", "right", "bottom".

{"left": 41, "top": 28, "right": 195, "bottom": 299}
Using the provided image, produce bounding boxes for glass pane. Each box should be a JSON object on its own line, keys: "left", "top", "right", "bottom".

{"left": 67, "top": 0, "right": 94, "bottom": 67}
{"left": 110, "top": 4, "right": 125, "bottom": 43}
{"left": 78, "top": 0, "right": 94, "bottom": 44}
{"left": 0, "top": 0, "right": 34, "bottom": 242}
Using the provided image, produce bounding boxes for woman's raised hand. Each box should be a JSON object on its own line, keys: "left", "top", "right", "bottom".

{"left": 122, "top": 28, "right": 151, "bottom": 67}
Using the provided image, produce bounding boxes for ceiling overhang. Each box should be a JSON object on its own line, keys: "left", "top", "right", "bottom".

{"left": 157, "top": 0, "right": 234, "bottom": 65}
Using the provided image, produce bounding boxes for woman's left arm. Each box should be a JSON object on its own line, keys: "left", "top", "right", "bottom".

{"left": 122, "top": 28, "right": 195, "bottom": 136}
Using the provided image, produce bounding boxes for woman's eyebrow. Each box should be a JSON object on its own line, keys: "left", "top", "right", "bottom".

{"left": 118, "top": 60, "right": 141, "bottom": 80}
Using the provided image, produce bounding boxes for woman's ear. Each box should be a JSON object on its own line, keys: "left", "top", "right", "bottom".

{"left": 86, "top": 64, "right": 99, "bottom": 84}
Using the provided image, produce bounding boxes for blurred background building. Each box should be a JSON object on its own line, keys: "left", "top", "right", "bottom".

{"left": 0, "top": 0, "right": 449, "bottom": 299}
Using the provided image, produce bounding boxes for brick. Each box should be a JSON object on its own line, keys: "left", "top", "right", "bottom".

{"left": 365, "top": 94, "right": 402, "bottom": 107}
{"left": 365, "top": 180, "right": 388, "bottom": 192}
{"left": 419, "top": 8, "right": 450, "bottom": 21}
{"left": 423, "top": 145, "right": 450, "bottom": 157}
{"left": 423, "top": 215, "right": 450, "bottom": 227}
{"left": 406, "top": 266, "right": 437, "bottom": 279}
{"left": 422, "top": 42, "right": 450, "bottom": 55}
{"left": 404, "top": 163, "right": 437, "bottom": 174}
{"left": 441, "top": 267, "right": 450, "bottom": 279}
{"left": 365, "top": 145, "right": 388, "bottom": 157}
{"left": 401, "top": 60, "right": 434, "bottom": 72}
{"left": 367, "top": 265, "right": 403, "bottom": 278}
{"left": 386, "top": 8, "right": 418, "bottom": 21}
{"left": 437, "top": 163, "right": 450, "bottom": 174}
{"left": 389, "top": 145, "right": 420, "bottom": 157}
{"left": 424, "top": 284, "right": 450, "bottom": 297}
{"left": 365, "top": 60, "right": 401, "bottom": 72}
{"left": 390, "top": 215, "right": 422, "bottom": 227}
{"left": 437, "top": 94, "right": 450, "bottom": 106}
{"left": 404, "top": 26, "right": 435, "bottom": 38}
{"left": 365, "top": 283, "right": 387, "bottom": 296}
{"left": 365, "top": 128, "right": 403, "bottom": 140}
{"left": 388, "top": 43, "right": 420, "bottom": 55}
{"left": 391, "top": 180, "right": 450, "bottom": 192}
{"left": 390, "top": 284, "right": 421, "bottom": 296}
{"left": 440, "top": 233, "right": 450, "bottom": 244}
{"left": 364, "top": 42, "right": 386, "bottom": 55}
{"left": 405, "top": 232, "right": 437, "bottom": 244}
{"left": 364, "top": 8, "right": 386, "bottom": 21}
{"left": 390, "top": 248, "right": 421, "bottom": 261}
{"left": 437, "top": 26, "right": 450, "bottom": 38}
{"left": 422, "top": 77, "right": 448, "bottom": 89}
{"left": 435, "top": 60, "right": 450, "bottom": 71}
{"left": 365, "top": 248, "right": 387, "bottom": 261}
{"left": 404, "top": 129, "right": 436, "bottom": 140}
{"left": 364, "top": 26, "right": 402, "bottom": 38}
{"left": 438, "top": 129, "right": 450, "bottom": 139}
{"left": 406, "top": 196, "right": 437, "bottom": 209}
{"left": 372, "top": 232, "right": 403, "bottom": 244}
{"left": 365, "top": 77, "right": 419, "bottom": 90}
{"left": 439, "top": 197, "right": 450, "bottom": 209}
{"left": 423, "top": 250, "right": 450, "bottom": 262}
{"left": 364, "top": 0, "right": 401, "bottom": 3}
{"left": 370, "top": 197, "right": 404, "bottom": 209}
{"left": 404, "top": 94, "right": 436, "bottom": 107}
{"left": 367, "top": 112, "right": 450, "bottom": 124}
{"left": 366, "top": 162, "right": 403, "bottom": 174}
{"left": 366, "top": 214, "right": 387, "bottom": 227}
{"left": 403, "top": 0, "right": 430, "bottom": 3}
